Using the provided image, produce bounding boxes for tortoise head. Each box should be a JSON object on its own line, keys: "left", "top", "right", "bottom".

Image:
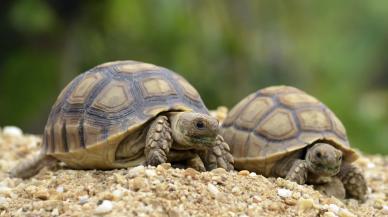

{"left": 306, "top": 143, "right": 342, "bottom": 176}
{"left": 169, "top": 112, "right": 219, "bottom": 150}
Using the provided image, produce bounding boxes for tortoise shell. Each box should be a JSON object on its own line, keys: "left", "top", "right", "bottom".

{"left": 221, "top": 85, "right": 358, "bottom": 176}
{"left": 43, "top": 60, "right": 209, "bottom": 169}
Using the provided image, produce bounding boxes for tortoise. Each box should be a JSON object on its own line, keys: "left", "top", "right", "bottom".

{"left": 11, "top": 60, "right": 234, "bottom": 178}
{"left": 221, "top": 85, "right": 367, "bottom": 200}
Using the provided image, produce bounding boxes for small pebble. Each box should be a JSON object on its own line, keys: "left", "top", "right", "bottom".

{"left": 297, "top": 198, "right": 314, "bottom": 212}
{"left": 113, "top": 173, "right": 127, "bottom": 185}
{"left": 51, "top": 208, "right": 59, "bottom": 216}
{"left": 338, "top": 208, "right": 355, "bottom": 217}
{"left": 207, "top": 183, "right": 219, "bottom": 198}
{"left": 0, "top": 197, "right": 8, "bottom": 209}
{"left": 211, "top": 175, "right": 222, "bottom": 182}
{"left": 267, "top": 203, "right": 281, "bottom": 211}
{"left": 252, "top": 195, "right": 261, "bottom": 203}
{"left": 127, "top": 165, "right": 145, "bottom": 178}
{"left": 211, "top": 168, "right": 227, "bottom": 174}
{"left": 382, "top": 206, "right": 388, "bottom": 214}
{"left": 231, "top": 186, "right": 240, "bottom": 193}
{"left": 168, "top": 207, "right": 182, "bottom": 217}
{"left": 215, "top": 192, "right": 229, "bottom": 203}
{"left": 284, "top": 197, "right": 297, "bottom": 206}
{"left": 292, "top": 192, "right": 301, "bottom": 199}
{"left": 373, "top": 199, "right": 384, "bottom": 209}
{"left": 35, "top": 189, "right": 49, "bottom": 200}
{"left": 145, "top": 169, "right": 156, "bottom": 177}
{"left": 0, "top": 197, "right": 7, "bottom": 205}
{"left": 160, "top": 163, "right": 171, "bottom": 170}
{"left": 238, "top": 170, "right": 250, "bottom": 176}
{"left": 79, "top": 195, "right": 89, "bottom": 204}
{"left": 3, "top": 126, "right": 22, "bottom": 137}
{"left": 112, "top": 189, "right": 123, "bottom": 199}
{"left": 0, "top": 186, "right": 12, "bottom": 196}
{"left": 249, "top": 172, "right": 257, "bottom": 177}
{"left": 101, "top": 192, "right": 115, "bottom": 201}
{"left": 277, "top": 188, "right": 292, "bottom": 198}
{"left": 156, "top": 164, "right": 166, "bottom": 172}
{"left": 56, "top": 186, "right": 64, "bottom": 193}
{"left": 323, "top": 211, "right": 337, "bottom": 217}
{"left": 328, "top": 204, "right": 340, "bottom": 214}
{"left": 184, "top": 168, "right": 199, "bottom": 178}
{"left": 94, "top": 200, "right": 113, "bottom": 214}
{"left": 367, "top": 162, "right": 376, "bottom": 168}
{"left": 132, "top": 177, "right": 147, "bottom": 191}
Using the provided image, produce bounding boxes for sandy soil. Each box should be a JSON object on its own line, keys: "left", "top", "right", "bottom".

{"left": 0, "top": 127, "right": 387, "bottom": 217}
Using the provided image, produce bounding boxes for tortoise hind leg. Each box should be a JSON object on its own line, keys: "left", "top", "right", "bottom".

{"left": 10, "top": 152, "right": 57, "bottom": 179}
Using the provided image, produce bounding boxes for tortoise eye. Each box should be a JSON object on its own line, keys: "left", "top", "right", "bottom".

{"left": 196, "top": 121, "right": 205, "bottom": 129}
{"left": 316, "top": 152, "right": 322, "bottom": 158}
{"left": 338, "top": 156, "right": 342, "bottom": 161}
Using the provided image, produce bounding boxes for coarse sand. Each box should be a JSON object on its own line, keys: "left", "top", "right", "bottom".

{"left": 0, "top": 126, "right": 387, "bottom": 217}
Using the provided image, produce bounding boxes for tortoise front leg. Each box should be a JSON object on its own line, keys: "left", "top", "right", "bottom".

{"left": 200, "top": 135, "right": 234, "bottom": 171}
{"left": 285, "top": 159, "right": 309, "bottom": 185}
{"left": 337, "top": 163, "right": 367, "bottom": 201}
{"left": 145, "top": 115, "right": 173, "bottom": 166}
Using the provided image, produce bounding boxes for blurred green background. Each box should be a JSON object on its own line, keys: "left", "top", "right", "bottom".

{"left": 0, "top": 0, "right": 387, "bottom": 154}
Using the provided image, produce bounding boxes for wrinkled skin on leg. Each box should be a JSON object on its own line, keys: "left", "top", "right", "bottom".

{"left": 337, "top": 163, "right": 367, "bottom": 201}
{"left": 285, "top": 159, "right": 308, "bottom": 184}
{"left": 145, "top": 115, "right": 173, "bottom": 166}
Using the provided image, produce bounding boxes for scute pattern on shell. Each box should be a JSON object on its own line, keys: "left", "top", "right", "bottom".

{"left": 43, "top": 60, "right": 208, "bottom": 155}
{"left": 222, "top": 86, "right": 358, "bottom": 175}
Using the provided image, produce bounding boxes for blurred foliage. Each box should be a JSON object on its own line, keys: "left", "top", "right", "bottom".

{"left": 0, "top": 0, "right": 387, "bottom": 154}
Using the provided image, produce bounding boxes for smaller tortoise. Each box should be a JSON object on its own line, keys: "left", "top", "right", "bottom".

{"left": 221, "top": 85, "right": 367, "bottom": 200}
{"left": 11, "top": 60, "right": 233, "bottom": 178}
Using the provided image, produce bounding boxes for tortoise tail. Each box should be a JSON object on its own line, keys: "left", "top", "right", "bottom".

{"left": 9, "top": 152, "right": 56, "bottom": 179}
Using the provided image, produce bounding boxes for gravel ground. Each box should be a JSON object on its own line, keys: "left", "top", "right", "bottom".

{"left": 0, "top": 126, "right": 387, "bottom": 217}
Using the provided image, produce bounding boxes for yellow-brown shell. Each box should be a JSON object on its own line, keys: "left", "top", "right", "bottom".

{"left": 221, "top": 86, "right": 358, "bottom": 176}
{"left": 42, "top": 60, "right": 208, "bottom": 169}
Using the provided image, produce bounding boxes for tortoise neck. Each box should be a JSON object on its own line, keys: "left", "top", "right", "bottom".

{"left": 168, "top": 112, "right": 189, "bottom": 146}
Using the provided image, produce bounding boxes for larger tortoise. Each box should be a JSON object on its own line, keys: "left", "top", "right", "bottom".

{"left": 221, "top": 86, "right": 367, "bottom": 200}
{"left": 11, "top": 60, "right": 233, "bottom": 178}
